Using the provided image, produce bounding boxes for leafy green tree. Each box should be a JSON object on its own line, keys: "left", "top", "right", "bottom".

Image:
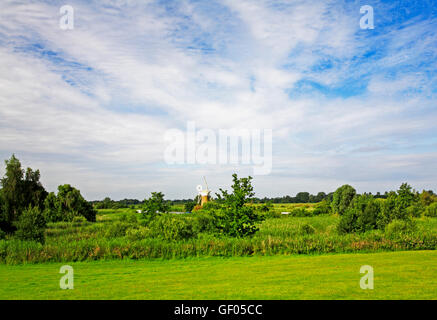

{"left": 23, "top": 168, "right": 47, "bottom": 210}
{"left": 44, "top": 185, "right": 96, "bottom": 222}
{"left": 215, "top": 174, "right": 262, "bottom": 237}
{"left": 295, "top": 192, "right": 310, "bottom": 203}
{"left": 142, "top": 192, "right": 170, "bottom": 224}
{"left": 0, "top": 155, "right": 48, "bottom": 231}
{"left": 331, "top": 184, "right": 356, "bottom": 215}
{"left": 14, "top": 206, "right": 46, "bottom": 243}
{"left": 43, "top": 192, "right": 60, "bottom": 222}
{"left": 0, "top": 155, "right": 25, "bottom": 231}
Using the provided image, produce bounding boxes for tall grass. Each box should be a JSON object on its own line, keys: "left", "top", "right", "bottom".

{"left": 0, "top": 210, "right": 436, "bottom": 264}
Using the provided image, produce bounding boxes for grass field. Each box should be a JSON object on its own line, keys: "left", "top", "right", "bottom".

{"left": 0, "top": 250, "right": 435, "bottom": 299}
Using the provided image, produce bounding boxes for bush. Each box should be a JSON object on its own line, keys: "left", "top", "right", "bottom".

{"left": 126, "top": 227, "right": 151, "bottom": 240}
{"left": 385, "top": 219, "right": 417, "bottom": 237}
{"left": 14, "top": 206, "right": 46, "bottom": 243}
{"left": 72, "top": 216, "right": 87, "bottom": 223}
{"left": 331, "top": 185, "right": 356, "bottom": 215}
{"left": 337, "top": 195, "right": 381, "bottom": 233}
{"left": 105, "top": 222, "right": 131, "bottom": 238}
{"left": 142, "top": 192, "right": 169, "bottom": 224}
{"left": 184, "top": 201, "right": 196, "bottom": 213}
{"left": 298, "top": 223, "right": 315, "bottom": 235}
{"left": 406, "top": 204, "right": 424, "bottom": 218}
{"left": 149, "top": 215, "right": 196, "bottom": 241}
{"left": 312, "top": 200, "right": 331, "bottom": 215}
{"left": 215, "top": 174, "right": 262, "bottom": 237}
{"left": 192, "top": 211, "right": 218, "bottom": 234}
{"left": 425, "top": 203, "right": 437, "bottom": 217}
{"left": 337, "top": 207, "right": 359, "bottom": 234}
{"left": 0, "top": 228, "right": 5, "bottom": 240}
{"left": 290, "top": 207, "right": 311, "bottom": 217}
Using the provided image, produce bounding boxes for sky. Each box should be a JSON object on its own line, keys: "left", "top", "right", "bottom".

{"left": 0, "top": 0, "right": 436, "bottom": 200}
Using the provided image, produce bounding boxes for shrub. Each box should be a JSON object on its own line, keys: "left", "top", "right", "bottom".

{"left": 192, "top": 211, "right": 218, "bottom": 234}
{"left": 14, "top": 206, "right": 46, "bottom": 243}
{"left": 290, "top": 207, "right": 310, "bottom": 217}
{"left": 149, "top": 215, "right": 196, "bottom": 241}
{"left": 337, "top": 207, "right": 359, "bottom": 234}
{"left": 126, "top": 227, "right": 151, "bottom": 240}
{"left": 43, "top": 185, "right": 96, "bottom": 222}
{"left": 385, "top": 219, "right": 417, "bottom": 237}
{"left": 184, "top": 201, "right": 196, "bottom": 213}
{"left": 142, "top": 192, "right": 169, "bottom": 224}
{"left": 0, "top": 228, "right": 5, "bottom": 240}
{"left": 312, "top": 200, "right": 331, "bottom": 215}
{"left": 406, "top": 204, "right": 424, "bottom": 218}
{"left": 298, "top": 223, "right": 315, "bottom": 235}
{"left": 331, "top": 184, "right": 356, "bottom": 215}
{"left": 424, "top": 203, "right": 437, "bottom": 218}
{"left": 215, "top": 174, "right": 263, "bottom": 237}
{"left": 105, "top": 222, "right": 131, "bottom": 238}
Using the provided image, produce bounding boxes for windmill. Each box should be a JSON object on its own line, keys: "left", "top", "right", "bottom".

{"left": 196, "top": 176, "right": 211, "bottom": 207}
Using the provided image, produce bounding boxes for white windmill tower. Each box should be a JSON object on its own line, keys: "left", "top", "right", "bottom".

{"left": 196, "top": 176, "right": 211, "bottom": 207}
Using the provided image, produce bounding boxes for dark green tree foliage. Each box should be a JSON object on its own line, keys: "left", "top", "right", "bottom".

{"left": 142, "top": 192, "right": 170, "bottom": 224}
{"left": 14, "top": 206, "right": 46, "bottom": 243}
{"left": 337, "top": 194, "right": 380, "bottom": 233}
{"left": 44, "top": 185, "right": 96, "bottom": 222}
{"left": 331, "top": 184, "right": 356, "bottom": 215}
{"left": 23, "top": 168, "right": 47, "bottom": 210}
{"left": 215, "top": 174, "right": 262, "bottom": 237}
{"left": 0, "top": 155, "right": 24, "bottom": 231}
{"left": 0, "top": 155, "right": 47, "bottom": 231}
{"left": 184, "top": 201, "right": 196, "bottom": 213}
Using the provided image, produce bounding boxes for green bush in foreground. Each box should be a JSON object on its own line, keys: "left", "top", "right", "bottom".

{"left": 425, "top": 203, "right": 437, "bottom": 217}
{"left": 215, "top": 174, "right": 263, "bottom": 237}
{"left": 14, "top": 206, "right": 46, "bottom": 243}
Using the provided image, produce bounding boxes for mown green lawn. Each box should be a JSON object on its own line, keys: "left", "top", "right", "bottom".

{"left": 0, "top": 250, "right": 435, "bottom": 299}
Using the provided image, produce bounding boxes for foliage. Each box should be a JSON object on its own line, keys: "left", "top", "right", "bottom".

{"left": 14, "top": 206, "right": 46, "bottom": 243}
{"left": 44, "top": 185, "right": 96, "bottom": 222}
{"left": 385, "top": 219, "right": 417, "bottom": 237}
{"left": 149, "top": 215, "right": 196, "bottom": 241}
{"left": 142, "top": 192, "right": 170, "bottom": 224}
{"left": 425, "top": 203, "right": 437, "bottom": 218}
{"left": 215, "top": 174, "right": 263, "bottom": 237}
{"left": 331, "top": 184, "right": 356, "bottom": 215}
{"left": 312, "top": 200, "right": 331, "bottom": 215}
{"left": 298, "top": 223, "right": 315, "bottom": 235}
{"left": 184, "top": 201, "right": 196, "bottom": 213}
{"left": 337, "top": 195, "right": 380, "bottom": 233}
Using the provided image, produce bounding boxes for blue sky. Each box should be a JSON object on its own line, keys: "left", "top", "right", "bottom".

{"left": 0, "top": 0, "right": 436, "bottom": 200}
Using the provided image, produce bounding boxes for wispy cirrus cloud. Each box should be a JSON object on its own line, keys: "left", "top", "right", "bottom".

{"left": 0, "top": 0, "right": 436, "bottom": 199}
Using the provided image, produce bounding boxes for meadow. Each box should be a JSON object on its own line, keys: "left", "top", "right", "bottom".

{"left": 0, "top": 204, "right": 436, "bottom": 264}
{"left": 0, "top": 250, "right": 435, "bottom": 299}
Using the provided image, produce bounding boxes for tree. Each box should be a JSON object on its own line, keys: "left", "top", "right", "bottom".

{"left": 215, "top": 174, "right": 261, "bottom": 237}
{"left": 142, "top": 192, "right": 170, "bottom": 224}
{"left": 295, "top": 192, "right": 310, "bottom": 203}
{"left": 331, "top": 184, "right": 356, "bottom": 215}
{"left": 45, "top": 184, "right": 96, "bottom": 222}
{"left": 14, "top": 206, "right": 46, "bottom": 243}
{"left": 23, "top": 167, "right": 47, "bottom": 210}
{"left": 0, "top": 155, "right": 48, "bottom": 231}
{"left": 0, "top": 154, "right": 25, "bottom": 231}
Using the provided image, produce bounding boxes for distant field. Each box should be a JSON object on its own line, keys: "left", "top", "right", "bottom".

{"left": 0, "top": 251, "right": 435, "bottom": 299}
